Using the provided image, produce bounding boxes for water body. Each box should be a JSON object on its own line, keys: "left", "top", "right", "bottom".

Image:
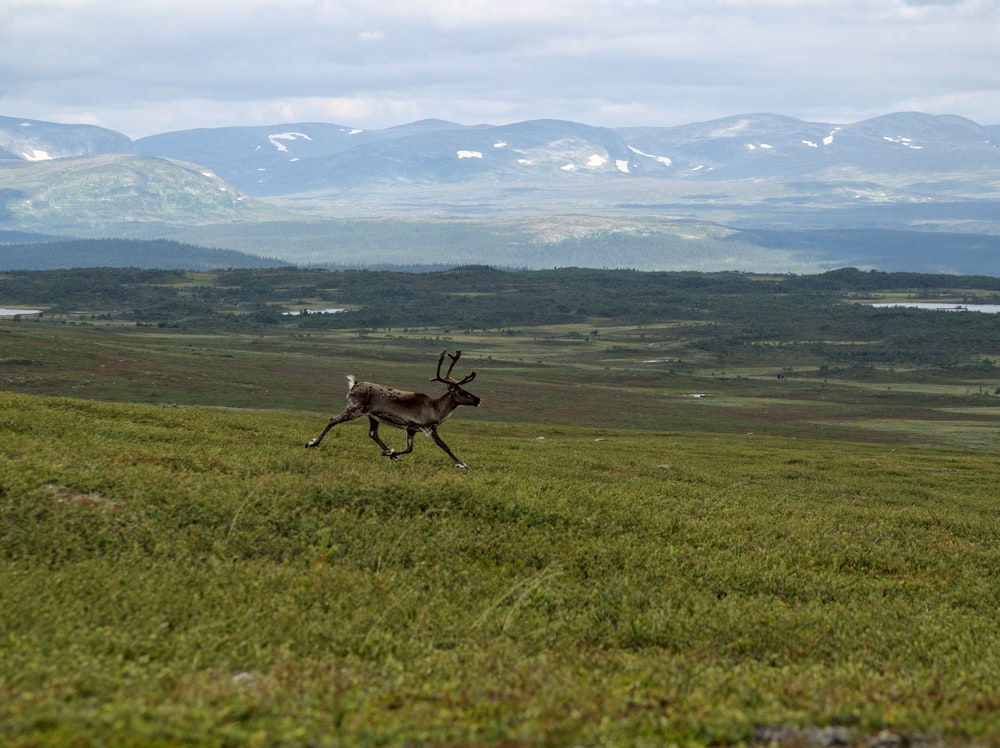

{"left": 281, "top": 308, "right": 348, "bottom": 316}
{"left": 0, "top": 308, "right": 42, "bottom": 316}
{"left": 871, "top": 303, "right": 1000, "bottom": 314}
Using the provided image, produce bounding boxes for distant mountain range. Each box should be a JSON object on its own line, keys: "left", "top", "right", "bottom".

{"left": 5, "top": 111, "right": 996, "bottom": 199}
{"left": 1, "top": 112, "right": 999, "bottom": 273}
{"left": 133, "top": 113, "right": 1000, "bottom": 198}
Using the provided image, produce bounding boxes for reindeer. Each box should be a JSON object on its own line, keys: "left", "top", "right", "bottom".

{"left": 305, "top": 350, "right": 482, "bottom": 468}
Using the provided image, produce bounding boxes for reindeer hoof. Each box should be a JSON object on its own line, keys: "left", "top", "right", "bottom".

{"left": 455, "top": 463, "right": 469, "bottom": 470}
{"left": 306, "top": 440, "right": 318, "bottom": 448}
{"left": 382, "top": 451, "right": 400, "bottom": 461}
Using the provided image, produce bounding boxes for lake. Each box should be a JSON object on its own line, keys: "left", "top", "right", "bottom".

{"left": 871, "top": 303, "right": 1000, "bottom": 314}
{"left": 0, "top": 308, "right": 42, "bottom": 316}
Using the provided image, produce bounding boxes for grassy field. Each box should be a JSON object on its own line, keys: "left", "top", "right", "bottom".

{"left": 1, "top": 389, "right": 998, "bottom": 745}
{"left": 6, "top": 311, "right": 1000, "bottom": 446}
{"left": 2, "top": 277, "right": 1000, "bottom": 746}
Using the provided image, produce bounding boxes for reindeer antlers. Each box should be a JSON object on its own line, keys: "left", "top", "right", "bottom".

{"left": 432, "top": 349, "right": 476, "bottom": 385}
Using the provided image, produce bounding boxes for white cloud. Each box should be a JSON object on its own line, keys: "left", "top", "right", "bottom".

{"left": 1, "top": 0, "right": 998, "bottom": 136}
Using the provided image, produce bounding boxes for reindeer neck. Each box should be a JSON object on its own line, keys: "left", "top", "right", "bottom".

{"left": 430, "top": 389, "right": 462, "bottom": 414}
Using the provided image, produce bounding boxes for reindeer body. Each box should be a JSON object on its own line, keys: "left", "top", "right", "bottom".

{"left": 306, "top": 351, "right": 481, "bottom": 468}
{"left": 345, "top": 377, "right": 457, "bottom": 431}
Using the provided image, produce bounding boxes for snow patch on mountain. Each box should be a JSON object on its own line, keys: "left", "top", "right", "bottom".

{"left": 884, "top": 135, "right": 923, "bottom": 150}
{"left": 268, "top": 132, "right": 311, "bottom": 152}
{"left": 628, "top": 145, "right": 672, "bottom": 167}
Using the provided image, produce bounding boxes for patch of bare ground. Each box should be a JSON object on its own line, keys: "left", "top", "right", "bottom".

{"left": 754, "top": 725, "right": 950, "bottom": 747}
{"left": 43, "top": 483, "right": 118, "bottom": 510}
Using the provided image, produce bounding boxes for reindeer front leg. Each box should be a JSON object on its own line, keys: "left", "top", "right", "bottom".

{"left": 428, "top": 427, "right": 469, "bottom": 469}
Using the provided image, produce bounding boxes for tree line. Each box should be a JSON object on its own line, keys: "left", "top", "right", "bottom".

{"left": 4, "top": 265, "right": 1000, "bottom": 370}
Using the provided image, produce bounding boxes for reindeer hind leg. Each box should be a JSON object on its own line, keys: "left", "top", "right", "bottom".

{"left": 367, "top": 416, "right": 396, "bottom": 458}
{"left": 306, "top": 405, "right": 363, "bottom": 447}
{"left": 371, "top": 420, "right": 418, "bottom": 461}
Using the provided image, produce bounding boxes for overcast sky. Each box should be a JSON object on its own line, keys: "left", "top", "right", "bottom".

{"left": 2, "top": 0, "right": 998, "bottom": 138}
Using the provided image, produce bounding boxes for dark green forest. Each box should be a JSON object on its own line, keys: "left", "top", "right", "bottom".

{"left": 0, "top": 238, "right": 288, "bottom": 271}
{"left": 5, "top": 265, "right": 1000, "bottom": 374}
{"left": 10, "top": 222, "right": 1000, "bottom": 274}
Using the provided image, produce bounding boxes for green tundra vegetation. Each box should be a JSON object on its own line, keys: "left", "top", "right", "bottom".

{"left": 1, "top": 266, "right": 999, "bottom": 746}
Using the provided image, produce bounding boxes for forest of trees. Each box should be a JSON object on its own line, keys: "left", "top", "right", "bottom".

{"left": 4, "top": 265, "right": 1000, "bottom": 372}
{"left": 0, "top": 238, "right": 287, "bottom": 271}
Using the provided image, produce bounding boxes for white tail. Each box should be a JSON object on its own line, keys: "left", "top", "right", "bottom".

{"left": 306, "top": 350, "right": 482, "bottom": 468}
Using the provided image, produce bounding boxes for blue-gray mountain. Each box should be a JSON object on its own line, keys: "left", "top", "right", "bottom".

{"left": 0, "top": 116, "right": 134, "bottom": 161}
{"left": 4, "top": 112, "right": 996, "bottom": 199}
{"left": 130, "top": 113, "right": 1000, "bottom": 198}
{"left": 2, "top": 112, "right": 1000, "bottom": 274}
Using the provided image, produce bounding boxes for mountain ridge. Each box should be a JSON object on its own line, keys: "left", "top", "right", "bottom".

{"left": 137, "top": 111, "right": 1000, "bottom": 197}
{"left": 3, "top": 111, "right": 996, "bottom": 194}
{"left": 2, "top": 111, "right": 1000, "bottom": 274}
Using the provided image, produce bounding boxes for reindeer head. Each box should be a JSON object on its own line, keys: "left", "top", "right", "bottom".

{"left": 431, "top": 350, "right": 482, "bottom": 407}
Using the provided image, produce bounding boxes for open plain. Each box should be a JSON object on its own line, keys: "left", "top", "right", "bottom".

{"left": 2, "top": 266, "right": 998, "bottom": 746}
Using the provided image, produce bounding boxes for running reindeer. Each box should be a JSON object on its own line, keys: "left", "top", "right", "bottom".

{"left": 305, "top": 350, "right": 482, "bottom": 468}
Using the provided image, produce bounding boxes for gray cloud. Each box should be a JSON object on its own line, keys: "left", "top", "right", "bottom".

{"left": 1, "top": 0, "right": 997, "bottom": 137}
